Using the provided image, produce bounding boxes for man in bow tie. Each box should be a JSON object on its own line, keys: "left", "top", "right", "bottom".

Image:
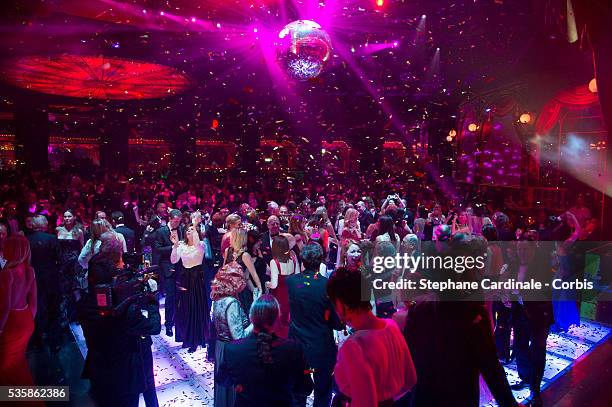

{"left": 153, "top": 209, "right": 183, "bottom": 337}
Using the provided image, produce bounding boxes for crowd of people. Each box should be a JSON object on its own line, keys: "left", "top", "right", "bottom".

{"left": 0, "top": 167, "right": 599, "bottom": 407}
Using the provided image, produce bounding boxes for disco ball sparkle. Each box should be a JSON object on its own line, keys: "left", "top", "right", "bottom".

{"left": 277, "top": 20, "right": 332, "bottom": 81}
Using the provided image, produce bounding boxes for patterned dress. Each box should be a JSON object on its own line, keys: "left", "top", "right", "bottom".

{"left": 57, "top": 238, "right": 83, "bottom": 324}
{"left": 213, "top": 296, "right": 251, "bottom": 407}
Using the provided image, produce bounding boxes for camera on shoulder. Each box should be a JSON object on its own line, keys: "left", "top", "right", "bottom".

{"left": 93, "top": 265, "right": 159, "bottom": 316}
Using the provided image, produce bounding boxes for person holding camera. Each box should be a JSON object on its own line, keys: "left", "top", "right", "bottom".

{"left": 79, "top": 233, "right": 160, "bottom": 407}
{"left": 381, "top": 193, "right": 404, "bottom": 213}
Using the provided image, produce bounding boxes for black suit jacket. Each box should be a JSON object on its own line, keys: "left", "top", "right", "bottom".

{"left": 218, "top": 333, "right": 313, "bottom": 407}
{"left": 205, "top": 224, "right": 223, "bottom": 265}
{"left": 152, "top": 225, "right": 184, "bottom": 262}
{"left": 153, "top": 225, "right": 183, "bottom": 276}
{"left": 141, "top": 226, "right": 160, "bottom": 260}
{"left": 115, "top": 225, "right": 136, "bottom": 254}
{"left": 404, "top": 301, "right": 517, "bottom": 407}
{"left": 27, "top": 231, "right": 59, "bottom": 284}
{"left": 286, "top": 269, "right": 343, "bottom": 369}
{"left": 260, "top": 231, "right": 278, "bottom": 267}
{"left": 358, "top": 211, "right": 374, "bottom": 233}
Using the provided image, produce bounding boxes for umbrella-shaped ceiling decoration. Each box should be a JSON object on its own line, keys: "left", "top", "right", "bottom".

{"left": 1, "top": 55, "right": 191, "bottom": 100}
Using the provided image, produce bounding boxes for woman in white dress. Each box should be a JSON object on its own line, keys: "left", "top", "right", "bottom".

{"left": 170, "top": 212, "right": 209, "bottom": 352}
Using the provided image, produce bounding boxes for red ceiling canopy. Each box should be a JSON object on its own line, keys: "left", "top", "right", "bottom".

{"left": 2, "top": 55, "right": 190, "bottom": 100}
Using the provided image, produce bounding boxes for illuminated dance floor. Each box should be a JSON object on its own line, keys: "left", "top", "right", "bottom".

{"left": 70, "top": 301, "right": 611, "bottom": 407}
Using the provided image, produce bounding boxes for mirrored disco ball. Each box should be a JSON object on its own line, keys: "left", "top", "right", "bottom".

{"left": 277, "top": 20, "right": 332, "bottom": 81}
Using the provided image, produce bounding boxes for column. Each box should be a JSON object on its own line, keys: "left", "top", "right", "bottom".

{"left": 14, "top": 104, "right": 49, "bottom": 171}
{"left": 99, "top": 106, "right": 129, "bottom": 171}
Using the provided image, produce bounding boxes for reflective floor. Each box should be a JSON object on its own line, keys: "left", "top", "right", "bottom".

{"left": 28, "top": 300, "right": 611, "bottom": 407}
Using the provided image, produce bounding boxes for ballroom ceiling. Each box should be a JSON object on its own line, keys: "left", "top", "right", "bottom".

{"left": 0, "top": 0, "right": 595, "bottom": 141}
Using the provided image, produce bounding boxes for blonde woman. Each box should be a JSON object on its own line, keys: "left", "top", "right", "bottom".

{"left": 221, "top": 214, "right": 242, "bottom": 255}
{"left": 100, "top": 219, "right": 127, "bottom": 254}
{"left": 78, "top": 219, "right": 108, "bottom": 269}
{"left": 451, "top": 211, "right": 472, "bottom": 236}
{"left": 338, "top": 208, "right": 362, "bottom": 241}
{"left": 223, "top": 228, "right": 263, "bottom": 315}
{"left": 336, "top": 239, "right": 362, "bottom": 269}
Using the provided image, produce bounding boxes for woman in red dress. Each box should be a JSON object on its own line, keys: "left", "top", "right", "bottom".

{"left": 266, "top": 235, "right": 299, "bottom": 338}
{"left": 0, "top": 235, "right": 38, "bottom": 386}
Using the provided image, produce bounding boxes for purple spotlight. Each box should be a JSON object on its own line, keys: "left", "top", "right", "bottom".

{"left": 191, "top": 17, "right": 196, "bottom": 23}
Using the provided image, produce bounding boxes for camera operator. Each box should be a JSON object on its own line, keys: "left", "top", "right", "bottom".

{"left": 78, "top": 232, "right": 161, "bottom": 407}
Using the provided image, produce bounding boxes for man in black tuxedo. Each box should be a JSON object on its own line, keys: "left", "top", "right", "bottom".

{"left": 27, "top": 215, "right": 61, "bottom": 351}
{"left": 112, "top": 211, "right": 136, "bottom": 254}
{"left": 260, "top": 215, "right": 281, "bottom": 266}
{"left": 287, "top": 243, "right": 344, "bottom": 407}
{"left": 153, "top": 209, "right": 183, "bottom": 337}
{"left": 356, "top": 201, "right": 374, "bottom": 234}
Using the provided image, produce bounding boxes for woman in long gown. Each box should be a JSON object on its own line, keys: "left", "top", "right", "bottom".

{"left": 171, "top": 214, "right": 209, "bottom": 352}
{"left": 266, "top": 235, "right": 299, "bottom": 338}
{"left": 0, "top": 236, "right": 37, "bottom": 386}
{"left": 246, "top": 229, "right": 268, "bottom": 288}
{"left": 211, "top": 263, "right": 252, "bottom": 407}
{"left": 56, "top": 209, "right": 84, "bottom": 324}
{"left": 223, "top": 228, "right": 263, "bottom": 316}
